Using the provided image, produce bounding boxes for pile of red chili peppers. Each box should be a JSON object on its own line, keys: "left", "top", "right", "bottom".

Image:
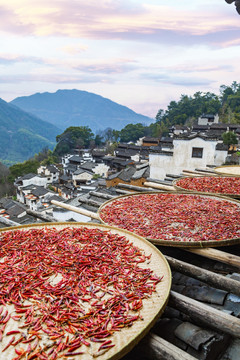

{"left": 0, "top": 227, "right": 162, "bottom": 359}
{"left": 100, "top": 193, "right": 240, "bottom": 242}
{"left": 175, "top": 176, "right": 240, "bottom": 195}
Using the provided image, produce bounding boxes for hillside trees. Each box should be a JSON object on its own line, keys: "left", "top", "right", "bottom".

{"left": 155, "top": 92, "right": 221, "bottom": 129}
{"left": 220, "top": 82, "right": 240, "bottom": 123}
{"left": 119, "top": 123, "right": 148, "bottom": 142}
{"left": 54, "top": 126, "right": 95, "bottom": 156}
{"left": 0, "top": 162, "right": 15, "bottom": 197}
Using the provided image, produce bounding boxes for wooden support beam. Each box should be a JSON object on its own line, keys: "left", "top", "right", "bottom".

{"left": 78, "top": 197, "right": 102, "bottom": 208}
{"left": 169, "top": 291, "right": 240, "bottom": 339}
{"left": 26, "top": 209, "right": 54, "bottom": 222}
{"left": 89, "top": 191, "right": 115, "bottom": 200}
{"left": 51, "top": 200, "right": 99, "bottom": 220}
{"left": 166, "top": 255, "right": 240, "bottom": 297}
{"left": 115, "top": 189, "right": 132, "bottom": 195}
{"left": 117, "top": 183, "right": 155, "bottom": 192}
{"left": 185, "top": 248, "right": 240, "bottom": 270}
{"left": 137, "top": 333, "right": 197, "bottom": 360}
{"left": 195, "top": 168, "right": 217, "bottom": 174}
{"left": 144, "top": 181, "right": 176, "bottom": 191}
{"left": 181, "top": 170, "right": 204, "bottom": 177}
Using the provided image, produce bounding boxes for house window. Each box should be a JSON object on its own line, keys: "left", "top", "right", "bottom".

{"left": 192, "top": 147, "right": 203, "bottom": 158}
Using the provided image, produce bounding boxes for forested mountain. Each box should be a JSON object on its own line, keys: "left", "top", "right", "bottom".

{"left": 11, "top": 89, "right": 153, "bottom": 132}
{"left": 0, "top": 99, "right": 60, "bottom": 165}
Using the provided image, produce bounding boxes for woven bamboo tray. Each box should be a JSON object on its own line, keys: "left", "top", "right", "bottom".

{"left": 52, "top": 192, "right": 240, "bottom": 248}
{"left": 0, "top": 222, "right": 171, "bottom": 360}
{"left": 214, "top": 165, "right": 240, "bottom": 176}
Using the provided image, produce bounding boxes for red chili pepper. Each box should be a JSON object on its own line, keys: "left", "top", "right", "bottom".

{"left": 0, "top": 226, "right": 162, "bottom": 357}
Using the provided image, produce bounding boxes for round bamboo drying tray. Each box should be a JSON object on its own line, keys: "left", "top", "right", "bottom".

{"left": 0, "top": 222, "right": 171, "bottom": 360}
{"left": 173, "top": 175, "right": 240, "bottom": 199}
{"left": 214, "top": 165, "right": 240, "bottom": 176}
{"left": 96, "top": 192, "right": 240, "bottom": 248}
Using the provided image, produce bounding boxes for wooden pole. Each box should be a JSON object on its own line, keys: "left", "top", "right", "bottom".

{"left": 185, "top": 248, "right": 240, "bottom": 270}
{"left": 89, "top": 191, "right": 115, "bottom": 200}
{"left": 51, "top": 200, "right": 100, "bottom": 220}
{"left": 138, "top": 333, "right": 198, "bottom": 360}
{"left": 26, "top": 209, "right": 54, "bottom": 222}
{"left": 169, "top": 291, "right": 240, "bottom": 339}
{"left": 166, "top": 255, "right": 240, "bottom": 297}
{"left": 117, "top": 183, "right": 155, "bottom": 192}
{"left": 144, "top": 181, "right": 176, "bottom": 191}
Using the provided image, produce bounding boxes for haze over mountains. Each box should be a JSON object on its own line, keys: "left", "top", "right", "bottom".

{"left": 0, "top": 99, "right": 60, "bottom": 165}
{"left": 11, "top": 89, "right": 153, "bottom": 132}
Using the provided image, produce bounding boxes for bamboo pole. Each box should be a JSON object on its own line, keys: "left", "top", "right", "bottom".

{"left": 169, "top": 291, "right": 240, "bottom": 338}
{"left": 51, "top": 200, "right": 100, "bottom": 220}
{"left": 139, "top": 333, "right": 198, "bottom": 360}
{"left": 144, "top": 181, "right": 176, "bottom": 191}
{"left": 184, "top": 248, "right": 240, "bottom": 270}
{"left": 166, "top": 255, "right": 240, "bottom": 297}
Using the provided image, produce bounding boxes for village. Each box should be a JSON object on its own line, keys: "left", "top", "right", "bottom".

{"left": 0, "top": 113, "right": 239, "bottom": 227}
{"left": 1, "top": 115, "right": 240, "bottom": 360}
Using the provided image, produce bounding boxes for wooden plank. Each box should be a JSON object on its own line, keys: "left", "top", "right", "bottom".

{"left": 185, "top": 248, "right": 240, "bottom": 270}
{"left": 166, "top": 255, "right": 240, "bottom": 297}
{"left": 169, "top": 291, "right": 240, "bottom": 339}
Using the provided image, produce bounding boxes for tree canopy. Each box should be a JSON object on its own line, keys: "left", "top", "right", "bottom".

{"left": 54, "top": 126, "right": 95, "bottom": 156}
{"left": 222, "top": 131, "right": 238, "bottom": 145}
{"left": 154, "top": 82, "right": 240, "bottom": 130}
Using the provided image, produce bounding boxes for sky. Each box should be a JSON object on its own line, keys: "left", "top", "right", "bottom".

{"left": 0, "top": 0, "right": 240, "bottom": 119}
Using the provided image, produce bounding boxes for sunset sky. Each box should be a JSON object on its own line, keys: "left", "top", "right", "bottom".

{"left": 0, "top": 0, "right": 239, "bottom": 118}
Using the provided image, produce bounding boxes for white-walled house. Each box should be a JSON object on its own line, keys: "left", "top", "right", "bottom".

{"left": 37, "top": 165, "right": 59, "bottom": 183}
{"left": 149, "top": 134, "right": 228, "bottom": 180}
{"left": 91, "top": 163, "right": 110, "bottom": 177}
{"left": 15, "top": 173, "right": 48, "bottom": 188}
{"left": 72, "top": 169, "right": 93, "bottom": 187}
{"left": 198, "top": 114, "right": 219, "bottom": 126}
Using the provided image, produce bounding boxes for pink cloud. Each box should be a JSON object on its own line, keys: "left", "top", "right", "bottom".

{"left": 0, "top": 1, "right": 239, "bottom": 49}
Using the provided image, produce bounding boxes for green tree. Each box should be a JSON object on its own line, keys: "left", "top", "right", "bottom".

{"left": 8, "top": 159, "right": 40, "bottom": 183}
{"left": 54, "top": 126, "right": 94, "bottom": 156}
{"left": 222, "top": 131, "right": 238, "bottom": 145}
{"left": 119, "top": 123, "right": 147, "bottom": 142}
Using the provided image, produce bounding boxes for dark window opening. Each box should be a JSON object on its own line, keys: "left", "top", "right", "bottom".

{"left": 192, "top": 147, "right": 203, "bottom": 158}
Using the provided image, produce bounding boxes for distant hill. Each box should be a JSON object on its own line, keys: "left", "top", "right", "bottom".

{"left": 11, "top": 89, "right": 153, "bottom": 132}
{"left": 0, "top": 99, "right": 60, "bottom": 165}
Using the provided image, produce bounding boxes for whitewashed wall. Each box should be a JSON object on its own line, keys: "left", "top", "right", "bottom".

{"left": 92, "top": 163, "right": 109, "bottom": 177}
{"left": 72, "top": 172, "right": 93, "bottom": 186}
{"left": 22, "top": 176, "right": 48, "bottom": 188}
{"left": 149, "top": 137, "right": 225, "bottom": 180}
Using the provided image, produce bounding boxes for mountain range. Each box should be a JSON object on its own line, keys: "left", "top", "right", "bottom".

{"left": 0, "top": 99, "right": 60, "bottom": 165}
{"left": 0, "top": 89, "right": 153, "bottom": 165}
{"left": 11, "top": 89, "right": 153, "bottom": 132}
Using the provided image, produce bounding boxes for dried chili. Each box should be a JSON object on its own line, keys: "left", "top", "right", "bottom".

{"left": 0, "top": 226, "right": 162, "bottom": 359}
{"left": 100, "top": 193, "right": 240, "bottom": 242}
